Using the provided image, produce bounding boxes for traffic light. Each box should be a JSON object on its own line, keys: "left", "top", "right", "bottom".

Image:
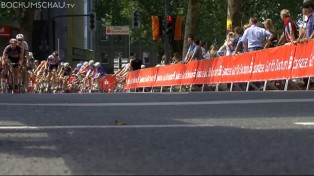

{"left": 166, "top": 16, "right": 173, "bottom": 35}
{"left": 132, "top": 10, "right": 140, "bottom": 28}
{"left": 89, "top": 12, "right": 96, "bottom": 31}
{"left": 166, "top": 15, "right": 175, "bottom": 43}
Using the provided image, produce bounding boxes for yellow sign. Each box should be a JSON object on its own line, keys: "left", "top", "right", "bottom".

{"left": 227, "top": 19, "right": 232, "bottom": 31}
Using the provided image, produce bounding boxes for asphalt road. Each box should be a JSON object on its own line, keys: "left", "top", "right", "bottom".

{"left": 1, "top": 91, "right": 314, "bottom": 175}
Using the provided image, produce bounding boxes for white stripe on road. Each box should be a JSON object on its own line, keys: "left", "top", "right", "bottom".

{"left": 0, "top": 98, "right": 314, "bottom": 107}
{"left": 0, "top": 124, "right": 215, "bottom": 130}
{"left": 294, "top": 122, "right": 314, "bottom": 126}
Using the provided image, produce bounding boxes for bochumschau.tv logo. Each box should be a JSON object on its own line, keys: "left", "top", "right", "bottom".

{"left": 0, "top": 1, "right": 75, "bottom": 9}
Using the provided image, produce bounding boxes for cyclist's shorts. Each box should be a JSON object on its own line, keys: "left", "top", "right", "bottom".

{"left": 8, "top": 57, "right": 19, "bottom": 68}
{"left": 48, "top": 64, "right": 58, "bottom": 72}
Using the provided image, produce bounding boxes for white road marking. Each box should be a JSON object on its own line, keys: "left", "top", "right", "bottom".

{"left": 294, "top": 122, "right": 314, "bottom": 126}
{"left": 0, "top": 98, "right": 313, "bottom": 107}
{"left": 0, "top": 124, "right": 215, "bottom": 130}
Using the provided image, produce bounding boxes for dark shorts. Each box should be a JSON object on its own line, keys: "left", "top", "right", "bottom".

{"left": 48, "top": 64, "right": 58, "bottom": 72}
{"left": 8, "top": 57, "right": 19, "bottom": 68}
{"left": 63, "top": 72, "right": 71, "bottom": 77}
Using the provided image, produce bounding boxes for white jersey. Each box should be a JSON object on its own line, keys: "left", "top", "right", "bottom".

{"left": 18, "top": 41, "right": 29, "bottom": 57}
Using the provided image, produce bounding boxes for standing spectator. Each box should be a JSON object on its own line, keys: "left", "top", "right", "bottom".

{"left": 278, "top": 9, "right": 299, "bottom": 45}
{"left": 200, "top": 41, "right": 208, "bottom": 59}
{"left": 263, "top": 19, "right": 278, "bottom": 48}
{"left": 217, "top": 32, "right": 235, "bottom": 56}
{"left": 241, "top": 17, "right": 273, "bottom": 52}
{"left": 190, "top": 40, "right": 204, "bottom": 61}
{"left": 130, "top": 53, "right": 142, "bottom": 71}
{"left": 183, "top": 37, "right": 195, "bottom": 62}
{"left": 160, "top": 54, "right": 166, "bottom": 65}
{"left": 299, "top": 1, "right": 314, "bottom": 43}
{"left": 205, "top": 44, "right": 218, "bottom": 59}
{"left": 232, "top": 27, "right": 243, "bottom": 53}
{"left": 234, "top": 26, "right": 245, "bottom": 54}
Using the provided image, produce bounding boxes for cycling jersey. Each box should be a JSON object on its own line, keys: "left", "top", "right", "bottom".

{"left": 47, "top": 55, "right": 60, "bottom": 65}
{"left": 93, "top": 66, "right": 106, "bottom": 79}
{"left": 3, "top": 45, "right": 22, "bottom": 63}
{"left": 62, "top": 66, "right": 72, "bottom": 76}
{"left": 18, "top": 41, "right": 29, "bottom": 56}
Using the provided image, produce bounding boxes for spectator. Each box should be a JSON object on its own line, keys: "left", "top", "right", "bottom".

{"left": 171, "top": 53, "right": 181, "bottom": 64}
{"left": 130, "top": 53, "right": 142, "bottom": 71}
{"left": 263, "top": 19, "right": 278, "bottom": 48}
{"left": 158, "top": 54, "right": 166, "bottom": 66}
{"left": 190, "top": 39, "right": 204, "bottom": 61}
{"left": 183, "top": 37, "right": 195, "bottom": 62}
{"left": 217, "top": 32, "right": 235, "bottom": 56}
{"left": 298, "top": 1, "right": 314, "bottom": 43}
{"left": 233, "top": 27, "right": 244, "bottom": 54}
{"left": 200, "top": 41, "right": 208, "bottom": 59}
{"left": 278, "top": 9, "right": 299, "bottom": 45}
{"left": 205, "top": 44, "right": 218, "bottom": 59}
{"left": 241, "top": 17, "right": 273, "bottom": 52}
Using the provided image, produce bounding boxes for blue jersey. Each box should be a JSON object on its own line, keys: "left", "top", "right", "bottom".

{"left": 47, "top": 55, "right": 59, "bottom": 65}
{"left": 96, "top": 66, "right": 106, "bottom": 75}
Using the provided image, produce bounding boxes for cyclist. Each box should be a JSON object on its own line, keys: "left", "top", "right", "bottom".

{"left": 92, "top": 62, "right": 106, "bottom": 91}
{"left": 46, "top": 51, "right": 60, "bottom": 90}
{"left": 2, "top": 38, "right": 23, "bottom": 93}
{"left": 60, "top": 62, "right": 72, "bottom": 92}
{"left": 82, "top": 60, "right": 95, "bottom": 93}
{"left": 16, "top": 34, "right": 30, "bottom": 90}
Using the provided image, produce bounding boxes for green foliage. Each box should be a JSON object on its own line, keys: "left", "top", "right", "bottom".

{"left": 241, "top": 0, "right": 303, "bottom": 34}
{"left": 95, "top": 0, "right": 304, "bottom": 51}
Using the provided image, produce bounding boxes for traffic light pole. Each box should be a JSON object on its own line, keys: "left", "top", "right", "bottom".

{"left": 164, "top": 0, "right": 170, "bottom": 64}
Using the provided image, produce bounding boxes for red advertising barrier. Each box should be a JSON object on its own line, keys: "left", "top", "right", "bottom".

{"left": 137, "top": 67, "right": 158, "bottom": 88}
{"left": 207, "top": 57, "right": 224, "bottom": 84}
{"left": 155, "top": 64, "right": 185, "bottom": 87}
{"left": 251, "top": 44, "right": 295, "bottom": 81}
{"left": 181, "top": 60, "right": 198, "bottom": 85}
{"left": 221, "top": 52, "right": 255, "bottom": 83}
{"left": 124, "top": 40, "right": 314, "bottom": 89}
{"left": 100, "top": 75, "right": 117, "bottom": 90}
{"left": 125, "top": 70, "right": 141, "bottom": 89}
{"left": 27, "top": 76, "right": 36, "bottom": 92}
{"left": 291, "top": 40, "right": 314, "bottom": 78}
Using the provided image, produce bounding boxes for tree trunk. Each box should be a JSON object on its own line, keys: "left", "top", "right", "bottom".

{"left": 182, "top": 0, "right": 200, "bottom": 59}
{"left": 15, "top": 8, "right": 35, "bottom": 50}
{"left": 228, "top": 0, "right": 242, "bottom": 30}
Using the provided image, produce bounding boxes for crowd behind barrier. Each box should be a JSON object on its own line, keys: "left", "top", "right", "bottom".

{"left": 124, "top": 40, "right": 314, "bottom": 91}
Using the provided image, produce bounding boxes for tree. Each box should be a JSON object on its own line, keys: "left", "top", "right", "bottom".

{"left": 0, "top": 0, "right": 36, "bottom": 49}
{"left": 182, "top": 0, "right": 201, "bottom": 59}
{"left": 15, "top": 8, "right": 35, "bottom": 47}
{"left": 228, "top": 0, "right": 243, "bottom": 30}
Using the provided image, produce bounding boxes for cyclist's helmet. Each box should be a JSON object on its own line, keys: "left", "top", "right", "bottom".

{"left": 77, "top": 63, "right": 83, "bottom": 68}
{"left": 94, "top": 62, "right": 101, "bottom": 67}
{"left": 89, "top": 60, "right": 94, "bottom": 65}
{"left": 29, "top": 52, "right": 34, "bottom": 58}
{"left": 9, "top": 38, "right": 17, "bottom": 44}
{"left": 52, "top": 51, "right": 59, "bottom": 57}
{"left": 83, "top": 61, "right": 89, "bottom": 66}
{"left": 16, "top": 34, "right": 24, "bottom": 40}
{"left": 64, "top": 62, "right": 70, "bottom": 67}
